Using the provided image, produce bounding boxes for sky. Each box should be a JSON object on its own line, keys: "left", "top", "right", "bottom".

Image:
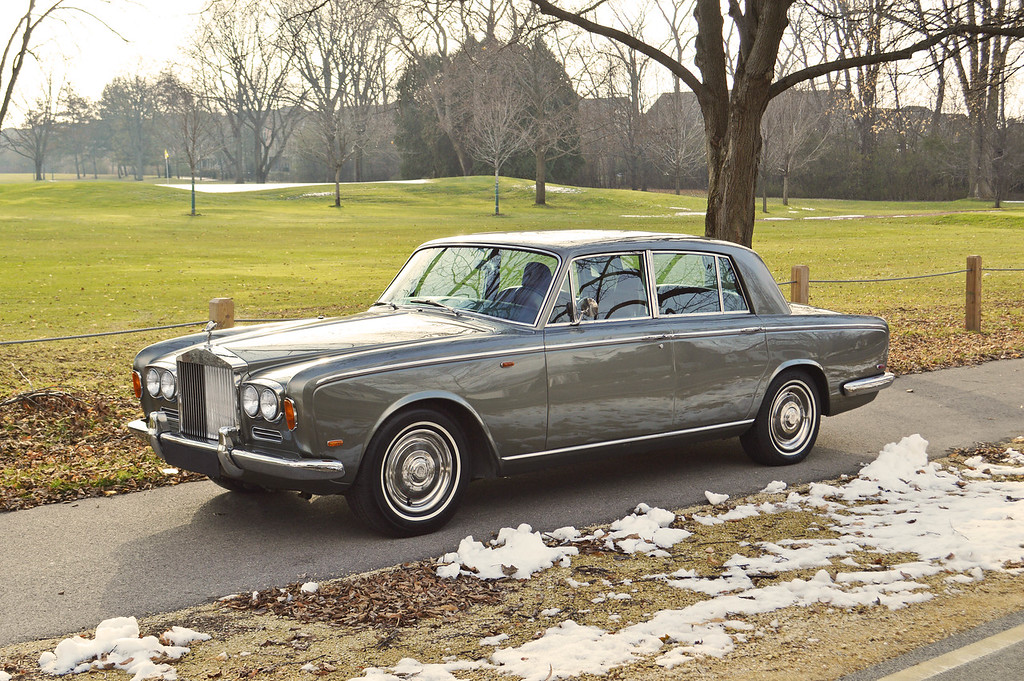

{"left": 3, "top": 0, "right": 207, "bottom": 124}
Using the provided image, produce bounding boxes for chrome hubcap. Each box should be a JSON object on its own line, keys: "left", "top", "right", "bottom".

{"left": 769, "top": 381, "right": 815, "bottom": 454}
{"left": 382, "top": 423, "right": 457, "bottom": 519}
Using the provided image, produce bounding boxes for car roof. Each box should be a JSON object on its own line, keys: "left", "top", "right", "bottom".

{"left": 421, "top": 230, "right": 748, "bottom": 257}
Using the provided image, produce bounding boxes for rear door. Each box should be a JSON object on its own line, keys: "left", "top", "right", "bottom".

{"left": 650, "top": 251, "right": 768, "bottom": 430}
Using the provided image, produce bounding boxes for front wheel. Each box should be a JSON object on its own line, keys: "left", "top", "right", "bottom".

{"left": 741, "top": 370, "right": 821, "bottom": 466}
{"left": 347, "top": 408, "right": 469, "bottom": 536}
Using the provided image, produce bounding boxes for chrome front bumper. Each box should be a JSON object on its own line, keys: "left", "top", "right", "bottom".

{"left": 841, "top": 372, "right": 895, "bottom": 397}
{"left": 128, "top": 411, "right": 345, "bottom": 481}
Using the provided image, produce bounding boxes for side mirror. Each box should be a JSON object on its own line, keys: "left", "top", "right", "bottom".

{"left": 571, "top": 297, "right": 599, "bottom": 325}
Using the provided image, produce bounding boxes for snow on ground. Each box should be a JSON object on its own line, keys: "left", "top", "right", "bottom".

{"left": 36, "top": 617, "right": 208, "bottom": 680}
{"left": 354, "top": 435, "right": 1024, "bottom": 681}
{"left": 156, "top": 179, "right": 432, "bottom": 194}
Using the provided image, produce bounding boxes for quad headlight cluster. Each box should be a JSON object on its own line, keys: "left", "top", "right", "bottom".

{"left": 145, "top": 367, "right": 177, "bottom": 400}
{"left": 241, "top": 384, "right": 282, "bottom": 422}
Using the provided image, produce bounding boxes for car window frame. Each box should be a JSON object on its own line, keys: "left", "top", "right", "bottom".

{"left": 378, "top": 244, "right": 563, "bottom": 329}
{"left": 544, "top": 250, "right": 654, "bottom": 327}
{"left": 647, "top": 250, "right": 753, "bottom": 318}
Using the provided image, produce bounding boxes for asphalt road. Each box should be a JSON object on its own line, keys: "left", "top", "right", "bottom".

{"left": 1, "top": 358, "right": 1022, "bottom": 647}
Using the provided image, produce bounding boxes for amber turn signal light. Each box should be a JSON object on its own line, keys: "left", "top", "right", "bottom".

{"left": 132, "top": 371, "right": 142, "bottom": 399}
{"left": 283, "top": 398, "right": 297, "bottom": 431}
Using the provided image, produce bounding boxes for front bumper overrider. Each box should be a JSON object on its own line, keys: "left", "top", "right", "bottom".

{"left": 127, "top": 411, "right": 346, "bottom": 482}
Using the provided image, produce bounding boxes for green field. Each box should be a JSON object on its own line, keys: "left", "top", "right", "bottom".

{"left": 1, "top": 176, "right": 1023, "bottom": 394}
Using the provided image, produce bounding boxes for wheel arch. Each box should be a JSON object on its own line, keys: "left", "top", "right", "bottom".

{"left": 363, "top": 391, "right": 500, "bottom": 481}
{"left": 763, "top": 360, "right": 830, "bottom": 415}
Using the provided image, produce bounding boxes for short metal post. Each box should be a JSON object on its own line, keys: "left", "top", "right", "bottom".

{"left": 966, "top": 255, "right": 982, "bottom": 332}
{"left": 209, "top": 297, "right": 235, "bottom": 329}
{"left": 791, "top": 265, "right": 809, "bottom": 305}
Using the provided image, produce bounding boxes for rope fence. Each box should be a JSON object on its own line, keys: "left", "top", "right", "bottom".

{"left": 781, "top": 256, "right": 1023, "bottom": 332}
{"left": 2, "top": 257, "right": 1021, "bottom": 346}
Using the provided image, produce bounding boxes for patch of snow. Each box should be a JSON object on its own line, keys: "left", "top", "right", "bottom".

{"left": 480, "top": 633, "right": 510, "bottom": 646}
{"left": 436, "top": 524, "right": 579, "bottom": 580}
{"left": 157, "top": 179, "right": 432, "bottom": 194}
{"left": 705, "top": 491, "right": 729, "bottom": 505}
{"left": 300, "top": 582, "right": 319, "bottom": 594}
{"left": 761, "top": 481, "right": 787, "bottom": 494}
{"left": 38, "top": 616, "right": 208, "bottom": 679}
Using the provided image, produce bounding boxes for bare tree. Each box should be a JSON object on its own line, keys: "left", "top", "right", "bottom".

{"left": 193, "top": 0, "right": 304, "bottom": 184}
{"left": 284, "top": 0, "right": 395, "bottom": 204}
{"left": 2, "top": 1, "right": 116, "bottom": 131}
{"left": 527, "top": 0, "right": 1024, "bottom": 246}
{"left": 941, "top": 0, "right": 1023, "bottom": 200}
{"left": 514, "top": 35, "right": 580, "bottom": 204}
{"left": 3, "top": 76, "right": 59, "bottom": 179}
{"left": 59, "top": 86, "right": 94, "bottom": 179}
{"left": 462, "top": 44, "right": 531, "bottom": 214}
{"left": 645, "top": 90, "right": 704, "bottom": 195}
{"left": 100, "top": 74, "right": 158, "bottom": 180}
{"left": 760, "top": 88, "right": 831, "bottom": 208}
{"left": 157, "top": 73, "right": 217, "bottom": 215}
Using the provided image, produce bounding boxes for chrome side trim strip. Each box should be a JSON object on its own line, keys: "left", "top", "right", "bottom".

{"left": 314, "top": 345, "right": 546, "bottom": 386}
{"left": 545, "top": 327, "right": 765, "bottom": 351}
{"left": 842, "top": 372, "right": 895, "bottom": 396}
{"left": 764, "top": 323, "right": 888, "bottom": 333}
{"left": 502, "top": 419, "right": 755, "bottom": 462}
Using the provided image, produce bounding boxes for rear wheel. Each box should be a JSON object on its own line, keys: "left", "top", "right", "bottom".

{"left": 347, "top": 408, "right": 469, "bottom": 536}
{"left": 741, "top": 370, "right": 821, "bottom": 466}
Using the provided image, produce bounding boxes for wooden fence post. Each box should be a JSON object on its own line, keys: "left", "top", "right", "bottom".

{"left": 791, "top": 265, "right": 809, "bottom": 305}
{"left": 209, "top": 297, "right": 235, "bottom": 329}
{"left": 966, "top": 255, "right": 982, "bottom": 332}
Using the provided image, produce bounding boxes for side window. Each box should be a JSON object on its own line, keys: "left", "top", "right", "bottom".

{"left": 718, "top": 256, "right": 749, "bottom": 312}
{"left": 547, "top": 254, "right": 651, "bottom": 323}
{"left": 652, "top": 252, "right": 750, "bottom": 315}
{"left": 653, "top": 253, "right": 721, "bottom": 314}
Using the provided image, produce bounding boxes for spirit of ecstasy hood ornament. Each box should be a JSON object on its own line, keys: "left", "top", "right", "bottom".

{"left": 204, "top": 320, "right": 218, "bottom": 347}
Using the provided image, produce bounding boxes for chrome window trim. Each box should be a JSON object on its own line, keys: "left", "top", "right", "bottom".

{"left": 648, "top": 250, "right": 755, "bottom": 318}
{"left": 379, "top": 244, "right": 563, "bottom": 329}
{"left": 501, "top": 419, "right": 755, "bottom": 462}
{"left": 544, "top": 250, "right": 653, "bottom": 327}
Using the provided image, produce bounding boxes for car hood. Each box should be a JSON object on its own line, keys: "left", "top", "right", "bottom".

{"left": 212, "top": 309, "right": 493, "bottom": 370}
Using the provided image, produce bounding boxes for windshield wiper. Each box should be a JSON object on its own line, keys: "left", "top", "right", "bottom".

{"left": 409, "top": 298, "right": 460, "bottom": 316}
{"left": 371, "top": 301, "right": 398, "bottom": 310}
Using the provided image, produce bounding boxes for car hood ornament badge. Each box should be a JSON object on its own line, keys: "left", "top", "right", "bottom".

{"left": 204, "top": 320, "right": 218, "bottom": 347}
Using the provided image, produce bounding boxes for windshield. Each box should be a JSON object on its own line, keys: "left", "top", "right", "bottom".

{"left": 379, "top": 246, "right": 559, "bottom": 325}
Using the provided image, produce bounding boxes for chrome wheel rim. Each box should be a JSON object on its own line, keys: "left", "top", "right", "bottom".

{"left": 768, "top": 380, "right": 815, "bottom": 454}
{"left": 381, "top": 422, "right": 458, "bottom": 520}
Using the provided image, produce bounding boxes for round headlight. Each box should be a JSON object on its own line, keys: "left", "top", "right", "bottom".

{"left": 159, "top": 370, "right": 177, "bottom": 400}
{"left": 241, "top": 385, "right": 260, "bottom": 418}
{"left": 259, "top": 388, "right": 280, "bottom": 421}
{"left": 145, "top": 368, "right": 162, "bottom": 397}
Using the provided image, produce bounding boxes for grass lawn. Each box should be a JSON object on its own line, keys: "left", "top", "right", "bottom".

{"left": 1, "top": 176, "right": 1022, "bottom": 508}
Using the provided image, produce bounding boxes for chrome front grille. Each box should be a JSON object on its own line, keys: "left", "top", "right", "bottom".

{"left": 177, "top": 356, "right": 238, "bottom": 441}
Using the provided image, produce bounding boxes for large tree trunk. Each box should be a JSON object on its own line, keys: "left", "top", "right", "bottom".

{"left": 703, "top": 82, "right": 770, "bottom": 248}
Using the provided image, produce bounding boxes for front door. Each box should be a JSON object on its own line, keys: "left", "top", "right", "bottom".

{"left": 543, "top": 253, "right": 676, "bottom": 451}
